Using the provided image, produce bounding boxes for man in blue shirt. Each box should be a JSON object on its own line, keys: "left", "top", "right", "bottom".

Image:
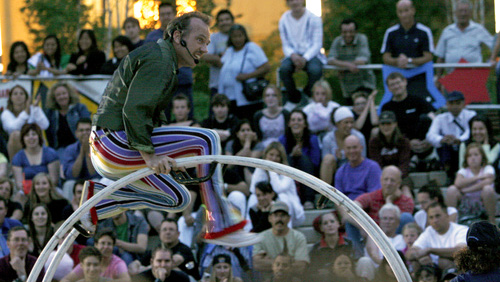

{"left": 0, "top": 197, "right": 22, "bottom": 240}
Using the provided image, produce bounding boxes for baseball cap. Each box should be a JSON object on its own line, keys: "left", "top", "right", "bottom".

{"left": 446, "top": 91, "right": 465, "bottom": 102}
{"left": 212, "top": 254, "right": 231, "bottom": 266}
{"left": 379, "top": 111, "right": 397, "bottom": 123}
{"left": 466, "top": 221, "right": 500, "bottom": 251}
{"left": 270, "top": 201, "right": 289, "bottom": 214}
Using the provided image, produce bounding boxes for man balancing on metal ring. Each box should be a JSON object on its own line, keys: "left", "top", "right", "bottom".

{"left": 77, "top": 11, "right": 259, "bottom": 246}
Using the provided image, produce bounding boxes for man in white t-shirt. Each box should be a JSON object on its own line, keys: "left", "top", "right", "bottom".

{"left": 406, "top": 202, "right": 468, "bottom": 271}
{"left": 414, "top": 184, "right": 457, "bottom": 230}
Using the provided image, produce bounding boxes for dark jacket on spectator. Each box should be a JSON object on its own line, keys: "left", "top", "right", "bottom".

{"left": 45, "top": 103, "right": 90, "bottom": 149}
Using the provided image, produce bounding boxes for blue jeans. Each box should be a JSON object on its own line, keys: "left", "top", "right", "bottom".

{"left": 279, "top": 57, "right": 323, "bottom": 103}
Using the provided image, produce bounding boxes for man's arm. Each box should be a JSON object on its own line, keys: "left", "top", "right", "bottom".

{"left": 428, "top": 244, "right": 466, "bottom": 259}
{"left": 252, "top": 252, "right": 274, "bottom": 271}
{"left": 116, "top": 234, "right": 148, "bottom": 254}
{"left": 412, "top": 51, "right": 433, "bottom": 66}
{"left": 425, "top": 116, "right": 444, "bottom": 147}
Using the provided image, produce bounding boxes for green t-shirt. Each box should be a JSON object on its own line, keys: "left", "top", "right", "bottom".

{"left": 115, "top": 222, "right": 129, "bottom": 242}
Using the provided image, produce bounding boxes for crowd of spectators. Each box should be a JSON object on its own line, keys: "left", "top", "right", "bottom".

{"left": 1, "top": 0, "right": 500, "bottom": 281}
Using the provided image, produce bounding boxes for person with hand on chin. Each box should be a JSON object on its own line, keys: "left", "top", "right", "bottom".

{"left": 132, "top": 247, "right": 189, "bottom": 282}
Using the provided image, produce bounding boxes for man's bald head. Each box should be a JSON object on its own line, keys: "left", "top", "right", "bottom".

{"left": 396, "top": 0, "right": 416, "bottom": 27}
{"left": 397, "top": 0, "right": 414, "bottom": 9}
{"left": 344, "top": 135, "right": 361, "bottom": 147}
{"left": 381, "top": 165, "right": 402, "bottom": 196}
{"left": 344, "top": 135, "right": 363, "bottom": 165}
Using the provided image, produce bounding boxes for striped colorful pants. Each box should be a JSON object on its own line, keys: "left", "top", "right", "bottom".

{"left": 89, "top": 126, "right": 245, "bottom": 238}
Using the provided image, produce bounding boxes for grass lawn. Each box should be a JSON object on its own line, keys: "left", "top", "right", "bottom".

{"left": 193, "top": 90, "right": 211, "bottom": 122}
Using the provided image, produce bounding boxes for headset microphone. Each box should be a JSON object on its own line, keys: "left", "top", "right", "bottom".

{"left": 180, "top": 39, "right": 199, "bottom": 64}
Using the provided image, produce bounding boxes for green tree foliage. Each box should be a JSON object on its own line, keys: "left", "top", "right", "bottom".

{"left": 21, "top": 0, "right": 91, "bottom": 54}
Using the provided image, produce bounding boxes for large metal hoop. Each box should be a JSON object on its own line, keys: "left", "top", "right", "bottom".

{"left": 30, "top": 155, "right": 412, "bottom": 282}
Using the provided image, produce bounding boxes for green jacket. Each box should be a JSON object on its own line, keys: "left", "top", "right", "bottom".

{"left": 93, "top": 39, "right": 178, "bottom": 153}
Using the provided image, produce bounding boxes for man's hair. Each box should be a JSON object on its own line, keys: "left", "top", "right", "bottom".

{"left": 112, "top": 35, "right": 135, "bottom": 54}
{"left": 122, "top": 17, "right": 140, "bottom": 29}
{"left": 426, "top": 201, "right": 447, "bottom": 213}
{"left": 73, "top": 179, "right": 86, "bottom": 195}
{"left": 76, "top": 117, "right": 92, "bottom": 129}
{"left": 216, "top": 9, "right": 234, "bottom": 23}
{"left": 418, "top": 182, "right": 445, "bottom": 205}
{"left": 7, "top": 226, "right": 28, "bottom": 241}
{"left": 95, "top": 227, "right": 117, "bottom": 244}
{"left": 211, "top": 93, "right": 230, "bottom": 107}
{"left": 164, "top": 11, "right": 210, "bottom": 41}
{"left": 378, "top": 203, "right": 401, "bottom": 220}
{"left": 79, "top": 246, "right": 103, "bottom": 263}
{"left": 457, "top": 0, "right": 472, "bottom": 9}
{"left": 172, "top": 93, "right": 190, "bottom": 109}
{"left": 0, "top": 177, "right": 14, "bottom": 198}
{"left": 255, "top": 181, "right": 275, "bottom": 195}
{"left": 160, "top": 217, "right": 178, "bottom": 231}
{"left": 340, "top": 18, "right": 357, "bottom": 30}
{"left": 0, "top": 195, "right": 7, "bottom": 209}
{"left": 386, "top": 71, "right": 406, "bottom": 84}
{"left": 151, "top": 246, "right": 173, "bottom": 260}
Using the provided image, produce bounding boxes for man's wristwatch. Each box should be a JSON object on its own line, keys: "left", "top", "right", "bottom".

{"left": 408, "top": 58, "right": 413, "bottom": 64}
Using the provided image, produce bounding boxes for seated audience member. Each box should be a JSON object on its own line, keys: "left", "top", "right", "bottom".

{"left": 201, "top": 94, "right": 239, "bottom": 151}
{"left": 0, "top": 178, "right": 23, "bottom": 220}
{"left": 132, "top": 247, "right": 189, "bottom": 282}
{"left": 309, "top": 212, "right": 358, "bottom": 281}
{"left": 2, "top": 86, "right": 49, "bottom": 160}
{"left": 0, "top": 152, "right": 7, "bottom": 180}
{"left": 65, "top": 29, "right": 106, "bottom": 75}
{"left": 266, "top": 252, "right": 302, "bottom": 282}
{"left": 426, "top": 91, "right": 476, "bottom": 178}
{"left": 210, "top": 254, "right": 244, "bottom": 282}
{"left": 365, "top": 204, "right": 406, "bottom": 265}
{"left": 352, "top": 89, "right": 378, "bottom": 143}
{"left": 129, "top": 218, "right": 199, "bottom": 280}
{"left": 76, "top": 246, "right": 111, "bottom": 282}
{"left": 61, "top": 180, "right": 88, "bottom": 245}
{"left": 122, "top": 17, "right": 143, "bottom": 49}
{"left": 415, "top": 184, "right": 457, "bottom": 230}
{"left": 334, "top": 135, "right": 381, "bottom": 201}
{"left": 62, "top": 228, "right": 131, "bottom": 282}
{"left": 320, "top": 107, "right": 366, "bottom": 186}
{"left": 253, "top": 201, "right": 309, "bottom": 280}
{"left": 253, "top": 85, "right": 290, "bottom": 148}
{"left": 452, "top": 221, "right": 500, "bottom": 281}
{"left": 0, "top": 196, "right": 22, "bottom": 239}
{"left": 27, "top": 203, "right": 54, "bottom": 257}
{"left": 446, "top": 143, "right": 496, "bottom": 224}
{"left": 322, "top": 248, "right": 367, "bottom": 282}
{"left": 279, "top": 109, "right": 321, "bottom": 208}
{"left": 0, "top": 226, "right": 45, "bottom": 282}
{"left": 167, "top": 94, "right": 199, "bottom": 127}
{"left": 248, "top": 181, "right": 276, "bottom": 233}
{"left": 415, "top": 264, "right": 440, "bottom": 282}
{"left": 27, "top": 35, "right": 69, "bottom": 77}
{"left": 459, "top": 115, "right": 499, "bottom": 167}
{"left": 381, "top": 72, "right": 435, "bottom": 153}
{"left": 100, "top": 35, "right": 134, "bottom": 74}
{"left": 12, "top": 124, "right": 59, "bottom": 194}
{"left": 24, "top": 172, "right": 68, "bottom": 225}
{"left": 5, "top": 41, "right": 30, "bottom": 77}
{"left": 44, "top": 82, "right": 91, "bottom": 152}
{"left": 409, "top": 145, "right": 443, "bottom": 173}
{"left": 406, "top": 202, "right": 468, "bottom": 272}
{"left": 61, "top": 118, "right": 99, "bottom": 199}
{"left": 401, "top": 222, "right": 422, "bottom": 256}
{"left": 198, "top": 239, "right": 252, "bottom": 281}
{"left": 98, "top": 211, "right": 149, "bottom": 265}
{"left": 249, "top": 142, "right": 304, "bottom": 227}
{"left": 278, "top": 0, "right": 324, "bottom": 109}
{"left": 327, "top": 18, "right": 376, "bottom": 104}
{"left": 302, "top": 80, "right": 339, "bottom": 136}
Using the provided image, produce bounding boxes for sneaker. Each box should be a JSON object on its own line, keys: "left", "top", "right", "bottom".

{"left": 75, "top": 181, "right": 97, "bottom": 236}
{"left": 204, "top": 230, "right": 262, "bottom": 247}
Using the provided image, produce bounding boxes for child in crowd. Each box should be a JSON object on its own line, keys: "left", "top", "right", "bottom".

{"left": 301, "top": 80, "right": 339, "bottom": 136}
{"left": 201, "top": 94, "right": 239, "bottom": 152}
{"left": 351, "top": 89, "right": 378, "bottom": 143}
{"left": 248, "top": 181, "right": 276, "bottom": 232}
{"left": 209, "top": 254, "right": 243, "bottom": 282}
{"left": 168, "top": 94, "right": 199, "bottom": 127}
{"left": 446, "top": 143, "right": 497, "bottom": 224}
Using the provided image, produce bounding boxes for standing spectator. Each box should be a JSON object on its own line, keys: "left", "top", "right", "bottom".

{"left": 132, "top": 247, "right": 189, "bottom": 282}
{"left": 320, "top": 107, "right": 366, "bottom": 186}
{"left": 302, "top": 80, "right": 339, "bottom": 136}
{"left": 352, "top": 89, "right": 378, "bottom": 143}
{"left": 218, "top": 24, "right": 270, "bottom": 120}
{"left": 459, "top": 115, "right": 499, "bottom": 168}
{"left": 253, "top": 85, "right": 290, "bottom": 148}
{"left": 446, "top": 143, "right": 497, "bottom": 224}
{"left": 44, "top": 82, "right": 91, "bottom": 151}
{"left": 279, "top": 0, "right": 325, "bottom": 108}
{"left": 426, "top": 91, "right": 476, "bottom": 178}
{"left": 65, "top": 29, "right": 106, "bottom": 75}
{"left": 209, "top": 254, "right": 243, "bottom": 282}
{"left": 0, "top": 226, "right": 45, "bottom": 282}
{"left": 0, "top": 178, "right": 23, "bottom": 220}
{"left": 328, "top": 18, "right": 376, "bottom": 103}
{"left": 279, "top": 109, "right": 321, "bottom": 208}
{"left": 27, "top": 203, "right": 54, "bottom": 257}
{"left": 0, "top": 197, "right": 22, "bottom": 240}
{"left": 381, "top": 0, "right": 434, "bottom": 101}
{"left": 5, "top": 41, "right": 30, "bottom": 77}
{"left": 24, "top": 172, "right": 68, "bottom": 225}
{"left": 100, "top": 36, "right": 134, "bottom": 75}
{"left": 12, "top": 124, "right": 59, "bottom": 195}
{"left": 202, "top": 9, "right": 235, "bottom": 94}
{"left": 435, "top": 0, "right": 494, "bottom": 78}
{"left": 122, "top": 17, "right": 144, "bottom": 49}
{"left": 369, "top": 111, "right": 411, "bottom": 178}
{"left": 381, "top": 72, "right": 435, "bottom": 153}
{"left": 27, "top": 35, "right": 69, "bottom": 77}
{"left": 76, "top": 247, "right": 111, "bottom": 282}
{"left": 201, "top": 94, "right": 239, "bottom": 151}
{"left": 452, "top": 221, "right": 500, "bottom": 281}
{"left": 2, "top": 85, "right": 49, "bottom": 160}
{"left": 144, "top": 2, "right": 176, "bottom": 43}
